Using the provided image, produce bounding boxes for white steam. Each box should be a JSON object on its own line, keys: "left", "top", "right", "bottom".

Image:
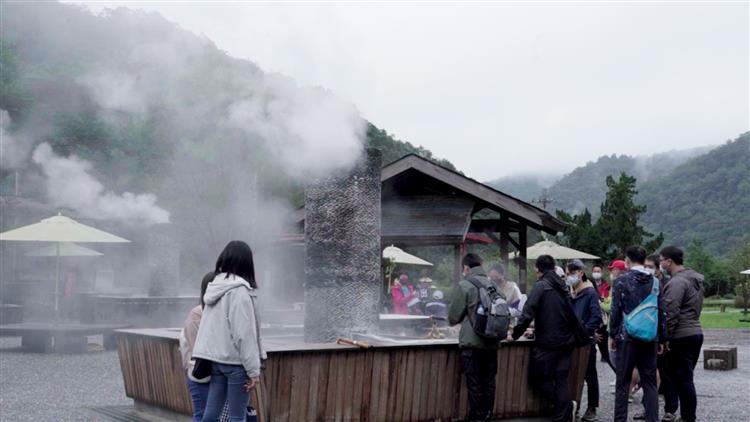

{"left": 32, "top": 143, "right": 170, "bottom": 225}
{"left": 0, "top": 110, "right": 33, "bottom": 169}
{"left": 225, "top": 74, "right": 363, "bottom": 178}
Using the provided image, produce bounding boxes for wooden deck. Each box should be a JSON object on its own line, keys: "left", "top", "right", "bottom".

{"left": 116, "top": 328, "right": 589, "bottom": 421}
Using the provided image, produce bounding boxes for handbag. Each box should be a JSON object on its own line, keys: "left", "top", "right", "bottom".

{"left": 191, "top": 358, "right": 212, "bottom": 380}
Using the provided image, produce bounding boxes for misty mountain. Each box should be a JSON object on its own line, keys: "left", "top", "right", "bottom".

{"left": 639, "top": 133, "right": 750, "bottom": 255}
{"left": 485, "top": 175, "right": 556, "bottom": 203}
{"left": 542, "top": 146, "right": 711, "bottom": 214}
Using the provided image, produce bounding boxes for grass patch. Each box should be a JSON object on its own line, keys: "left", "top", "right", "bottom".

{"left": 700, "top": 312, "right": 750, "bottom": 329}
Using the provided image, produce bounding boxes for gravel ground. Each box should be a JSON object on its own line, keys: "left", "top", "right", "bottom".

{"left": 0, "top": 329, "right": 748, "bottom": 421}
{"left": 0, "top": 336, "right": 131, "bottom": 421}
{"left": 578, "top": 329, "right": 750, "bottom": 422}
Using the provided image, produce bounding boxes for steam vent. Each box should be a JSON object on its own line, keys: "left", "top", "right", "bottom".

{"left": 304, "top": 148, "right": 382, "bottom": 342}
{"left": 147, "top": 223, "right": 181, "bottom": 297}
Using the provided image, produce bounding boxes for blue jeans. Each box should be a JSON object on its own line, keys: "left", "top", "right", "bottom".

{"left": 186, "top": 378, "right": 210, "bottom": 422}
{"left": 202, "top": 363, "right": 249, "bottom": 422}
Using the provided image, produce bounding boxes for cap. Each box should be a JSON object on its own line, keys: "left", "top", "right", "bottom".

{"left": 419, "top": 277, "right": 433, "bottom": 283}
{"left": 568, "top": 259, "right": 585, "bottom": 271}
{"left": 432, "top": 290, "right": 444, "bottom": 300}
{"left": 608, "top": 260, "right": 627, "bottom": 271}
{"left": 555, "top": 266, "right": 565, "bottom": 277}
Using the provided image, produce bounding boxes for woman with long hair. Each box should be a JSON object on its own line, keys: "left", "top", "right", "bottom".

{"left": 192, "top": 241, "right": 265, "bottom": 422}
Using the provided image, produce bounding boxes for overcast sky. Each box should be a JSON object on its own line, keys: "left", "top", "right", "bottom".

{"left": 76, "top": 1, "right": 749, "bottom": 181}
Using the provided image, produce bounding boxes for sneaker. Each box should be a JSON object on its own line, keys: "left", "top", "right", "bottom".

{"left": 571, "top": 401, "right": 578, "bottom": 422}
{"left": 661, "top": 413, "right": 677, "bottom": 422}
{"left": 581, "top": 407, "right": 597, "bottom": 421}
{"left": 633, "top": 412, "right": 646, "bottom": 420}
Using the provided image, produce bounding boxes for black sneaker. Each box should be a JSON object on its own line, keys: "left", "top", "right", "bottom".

{"left": 581, "top": 407, "right": 597, "bottom": 421}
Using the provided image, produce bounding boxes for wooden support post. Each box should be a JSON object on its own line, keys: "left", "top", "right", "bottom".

{"left": 500, "top": 215, "right": 510, "bottom": 271}
{"left": 519, "top": 225, "right": 528, "bottom": 293}
{"left": 454, "top": 244, "right": 462, "bottom": 284}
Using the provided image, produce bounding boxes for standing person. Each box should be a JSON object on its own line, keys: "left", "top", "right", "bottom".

{"left": 592, "top": 265, "right": 616, "bottom": 372}
{"left": 659, "top": 246, "right": 704, "bottom": 422}
{"left": 609, "top": 246, "right": 666, "bottom": 422}
{"left": 488, "top": 263, "right": 522, "bottom": 311}
{"left": 391, "top": 274, "right": 415, "bottom": 315}
{"left": 180, "top": 272, "right": 216, "bottom": 422}
{"left": 604, "top": 260, "right": 626, "bottom": 298}
{"left": 425, "top": 289, "right": 448, "bottom": 320}
{"left": 567, "top": 260, "right": 602, "bottom": 422}
{"left": 509, "top": 255, "right": 586, "bottom": 422}
{"left": 193, "top": 241, "right": 266, "bottom": 422}
{"left": 448, "top": 253, "right": 499, "bottom": 421}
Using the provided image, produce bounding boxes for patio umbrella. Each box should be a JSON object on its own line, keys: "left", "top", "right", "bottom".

{"left": 1, "top": 213, "right": 129, "bottom": 319}
{"left": 26, "top": 242, "right": 103, "bottom": 257}
{"left": 383, "top": 245, "right": 433, "bottom": 266}
{"left": 741, "top": 269, "right": 750, "bottom": 275}
{"left": 509, "top": 240, "right": 600, "bottom": 260}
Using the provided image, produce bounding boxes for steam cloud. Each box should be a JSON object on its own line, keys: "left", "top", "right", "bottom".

{"left": 0, "top": 109, "right": 32, "bottom": 170}
{"left": 32, "top": 143, "right": 170, "bottom": 225}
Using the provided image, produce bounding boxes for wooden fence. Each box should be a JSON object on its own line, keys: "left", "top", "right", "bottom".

{"left": 117, "top": 329, "right": 589, "bottom": 421}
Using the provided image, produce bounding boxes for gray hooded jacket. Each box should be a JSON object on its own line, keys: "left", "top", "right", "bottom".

{"left": 663, "top": 268, "right": 704, "bottom": 340}
{"left": 192, "top": 273, "right": 266, "bottom": 378}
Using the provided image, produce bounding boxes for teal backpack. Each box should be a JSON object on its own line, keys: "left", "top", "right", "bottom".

{"left": 624, "top": 277, "right": 660, "bottom": 341}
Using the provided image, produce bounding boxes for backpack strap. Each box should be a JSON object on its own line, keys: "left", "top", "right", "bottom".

{"left": 651, "top": 276, "right": 660, "bottom": 296}
{"left": 465, "top": 276, "right": 487, "bottom": 291}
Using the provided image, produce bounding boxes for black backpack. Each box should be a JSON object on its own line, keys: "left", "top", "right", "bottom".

{"left": 466, "top": 277, "right": 511, "bottom": 341}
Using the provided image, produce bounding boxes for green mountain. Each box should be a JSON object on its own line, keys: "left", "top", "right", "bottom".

{"left": 638, "top": 134, "right": 750, "bottom": 255}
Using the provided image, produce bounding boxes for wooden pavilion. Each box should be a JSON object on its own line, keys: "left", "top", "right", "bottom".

{"left": 291, "top": 154, "right": 564, "bottom": 292}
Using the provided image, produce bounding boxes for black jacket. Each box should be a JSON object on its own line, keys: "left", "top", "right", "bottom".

{"left": 571, "top": 282, "right": 603, "bottom": 339}
{"left": 609, "top": 268, "right": 666, "bottom": 343}
{"left": 513, "top": 271, "right": 578, "bottom": 349}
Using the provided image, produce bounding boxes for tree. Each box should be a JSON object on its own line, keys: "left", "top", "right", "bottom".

{"left": 685, "top": 240, "right": 731, "bottom": 297}
{"left": 595, "top": 173, "right": 664, "bottom": 260}
{"left": 556, "top": 172, "right": 663, "bottom": 262}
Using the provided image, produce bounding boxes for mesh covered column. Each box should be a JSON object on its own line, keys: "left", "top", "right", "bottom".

{"left": 304, "top": 148, "right": 382, "bottom": 343}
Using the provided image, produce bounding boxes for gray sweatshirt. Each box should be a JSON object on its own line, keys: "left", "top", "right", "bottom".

{"left": 192, "top": 273, "right": 266, "bottom": 378}
{"left": 663, "top": 268, "right": 704, "bottom": 340}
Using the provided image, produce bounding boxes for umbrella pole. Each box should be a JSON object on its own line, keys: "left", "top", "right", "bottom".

{"left": 55, "top": 242, "right": 60, "bottom": 322}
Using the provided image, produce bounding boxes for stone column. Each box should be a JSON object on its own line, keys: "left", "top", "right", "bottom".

{"left": 304, "top": 148, "right": 382, "bottom": 343}
{"left": 147, "top": 223, "right": 180, "bottom": 297}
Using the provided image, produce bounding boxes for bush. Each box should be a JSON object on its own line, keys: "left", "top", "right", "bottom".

{"left": 734, "top": 295, "right": 748, "bottom": 309}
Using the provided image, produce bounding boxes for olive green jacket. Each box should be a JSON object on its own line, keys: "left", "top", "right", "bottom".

{"left": 447, "top": 266, "right": 500, "bottom": 349}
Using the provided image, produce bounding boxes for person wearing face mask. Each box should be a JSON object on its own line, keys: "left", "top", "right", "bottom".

{"left": 658, "top": 246, "right": 704, "bottom": 422}
{"left": 567, "top": 260, "right": 603, "bottom": 422}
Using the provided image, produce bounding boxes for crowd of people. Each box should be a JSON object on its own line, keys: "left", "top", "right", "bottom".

{"left": 448, "top": 245, "right": 704, "bottom": 422}
{"left": 175, "top": 240, "right": 704, "bottom": 422}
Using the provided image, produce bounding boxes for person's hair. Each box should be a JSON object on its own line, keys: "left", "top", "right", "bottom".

{"left": 646, "top": 254, "right": 660, "bottom": 267}
{"left": 660, "top": 245, "right": 684, "bottom": 265}
{"left": 462, "top": 253, "right": 483, "bottom": 268}
{"left": 199, "top": 271, "right": 215, "bottom": 308}
{"left": 566, "top": 259, "right": 585, "bottom": 273}
{"left": 592, "top": 265, "right": 603, "bottom": 272}
{"left": 535, "top": 255, "right": 556, "bottom": 272}
{"left": 215, "top": 240, "right": 257, "bottom": 288}
{"left": 625, "top": 245, "right": 647, "bottom": 265}
{"left": 489, "top": 263, "right": 506, "bottom": 276}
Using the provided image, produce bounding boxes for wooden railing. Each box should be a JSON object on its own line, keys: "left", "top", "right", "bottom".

{"left": 116, "top": 329, "right": 589, "bottom": 421}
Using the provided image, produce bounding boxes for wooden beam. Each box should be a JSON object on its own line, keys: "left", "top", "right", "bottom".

{"left": 500, "top": 215, "right": 510, "bottom": 271}
{"left": 518, "top": 225, "right": 528, "bottom": 294}
{"left": 453, "top": 244, "right": 462, "bottom": 285}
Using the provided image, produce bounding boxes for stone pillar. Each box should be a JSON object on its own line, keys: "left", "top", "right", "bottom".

{"left": 304, "top": 148, "right": 382, "bottom": 343}
{"left": 147, "top": 223, "right": 180, "bottom": 297}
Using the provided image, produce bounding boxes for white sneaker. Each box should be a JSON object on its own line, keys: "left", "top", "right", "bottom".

{"left": 571, "top": 400, "right": 578, "bottom": 422}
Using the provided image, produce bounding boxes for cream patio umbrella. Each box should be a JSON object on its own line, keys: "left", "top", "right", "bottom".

{"left": 741, "top": 269, "right": 750, "bottom": 275}
{"left": 1, "top": 213, "right": 129, "bottom": 319}
{"left": 383, "top": 245, "right": 433, "bottom": 266}
{"left": 26, "top": 242, "right": 103, "bottom": 257}
{"left": 509, "top": 240, "right": 600, "bottom": 260}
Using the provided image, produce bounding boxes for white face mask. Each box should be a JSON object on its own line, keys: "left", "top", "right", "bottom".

{"left": 565, "top": 275, "right": 579, "bottom": 287}
{"left": 592, "top": 272, "right": 602, "bottom": 280}
{"left": 645, "top": 268, "right": 656, "bottom": 276}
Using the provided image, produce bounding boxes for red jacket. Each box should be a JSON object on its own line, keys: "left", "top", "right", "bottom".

{"left": 391, "top": 285, "right": 414, "bottom": 314}
{"left": 598, "top": 280, "right": 611, "bottom": 299}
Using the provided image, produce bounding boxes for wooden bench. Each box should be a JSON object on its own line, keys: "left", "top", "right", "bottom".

{"left": 0, "top": 322, "right": 129, "bottom": 353}
{"left": 704, "top": 347, "right": 738, "bottom": 370}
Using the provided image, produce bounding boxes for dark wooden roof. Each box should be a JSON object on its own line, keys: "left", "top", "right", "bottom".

{"left": 382, "top": 195, "right": 474, "bottom": 245}
{"left": 382, "top": 155, "right": 565, "bottom": 234}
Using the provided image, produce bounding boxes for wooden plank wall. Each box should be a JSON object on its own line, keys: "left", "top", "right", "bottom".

{"left": 117, "top": 333, "right": 589, "bottom": 422}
